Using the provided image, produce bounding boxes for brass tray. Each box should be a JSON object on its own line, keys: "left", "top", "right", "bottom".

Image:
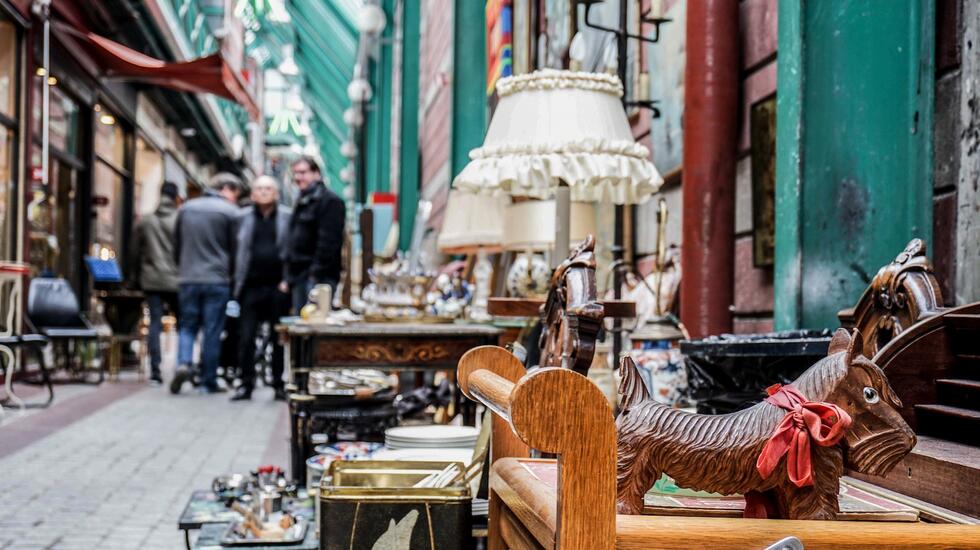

{"left": 219, "top": 517, "right": 308, "bottom": 546}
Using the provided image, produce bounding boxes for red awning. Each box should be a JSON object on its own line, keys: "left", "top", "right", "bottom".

{"left": 45, "top": 1, "right": 260, "bottom": 120}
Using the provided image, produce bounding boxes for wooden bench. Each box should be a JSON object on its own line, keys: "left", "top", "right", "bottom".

{"left": 458, "top": 345, "right": 980, "bottom": 549}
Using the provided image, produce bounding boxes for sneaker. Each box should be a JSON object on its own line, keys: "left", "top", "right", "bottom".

{"left": 149, "top": 375, "right": 163, "bottom": 386}
{"left": 230, "top": 386, "right": 252, "bottom": 401}
{"left": 170, "top": 366, "right": 192, "bottom": 395}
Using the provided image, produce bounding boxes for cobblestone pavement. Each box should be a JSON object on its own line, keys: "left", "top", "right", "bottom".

{"left": 0, "top": 336, "right": 289, "bottom": 550}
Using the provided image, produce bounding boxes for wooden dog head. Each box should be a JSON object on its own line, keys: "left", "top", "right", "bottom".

{"left": 616, "top": 328, "right": 915, "bottom": 519}
{"left": 821, "top": 329, "right": 917, "bottom": 477}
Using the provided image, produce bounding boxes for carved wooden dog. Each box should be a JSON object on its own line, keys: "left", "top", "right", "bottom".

{"left": 616, "top": 329, "right": 916, "bottom": 520}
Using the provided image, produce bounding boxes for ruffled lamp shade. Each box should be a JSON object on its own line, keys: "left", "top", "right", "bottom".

{"left": 453, "top": 70, "right": 663, "bottom": 204}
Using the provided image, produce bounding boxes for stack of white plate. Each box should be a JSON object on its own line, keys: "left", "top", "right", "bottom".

{"left": 371, "top": 448, "right": 473, "bottom": 465}
{"left": 384, "top": 425, "right": 480, "bottom": 450}
{"left": 472, "top": 498, "right": 489, "bottom": 516}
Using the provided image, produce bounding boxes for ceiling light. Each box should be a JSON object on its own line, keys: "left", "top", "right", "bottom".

{"left": 343, "top": 107, "right": 362, "bottom": 127}
{"left": 47, "top": 76, "right": 57, "bottom": 86}
{"left": 35, "top": 67, "right": 46, "bottom": 76}
{"left": 93, "top": 104, "right": 102, "bottom": 112}
{"left": 278, "top": 44, "right": 300, "bottom": 76}
{"left": 340, "top": 140, "right": 357, "bottom": 159}
{"left": 180, "top": 127, "right": 197, "bottom": 138}
{"left": 347, "top": 78, "right": 372, "bottom": 103}
{"left": 357, "top": 4, "right": 386, "bottom": 35}
{"left": 99, "top": 114, "right": 116, "bottom": 126}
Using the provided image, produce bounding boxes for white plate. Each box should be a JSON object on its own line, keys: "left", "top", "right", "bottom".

{"left": 384, "top": 425, "right": 480, "bottom": 441}
{"left": 370, "top": 448, "right": 474, "bottom": 464}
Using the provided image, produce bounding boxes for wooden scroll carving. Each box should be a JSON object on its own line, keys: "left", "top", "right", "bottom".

{"left": 838, "top": 239, "right": 944, "bottom": 359}
{"left": 616, "top": 328, "right": 916, "bottom": 520}
{"left": 538, "top": 235, "right": 604, "bottom": 376}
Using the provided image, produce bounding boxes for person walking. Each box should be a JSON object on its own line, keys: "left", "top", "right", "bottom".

{"left": 231, "top": 176, "right": 291, "bottom": 401}
{"left": 171, "top": 173, "right": 241, "bottom": 395}
{"left": 285, "top": 156, "right": 345, "bottom": 312}
{"left": 131, "top": 181, "right": 181, "bottom": 385}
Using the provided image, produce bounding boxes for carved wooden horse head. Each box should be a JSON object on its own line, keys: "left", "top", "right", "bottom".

{"left": 538, "top": 235, "right": 604, "bottom": 375}
{"left": 616, "top": 329, "right": 915, "bottom": 519}
{"left": 838, "top": 238, "right": 944, "bottom": 358}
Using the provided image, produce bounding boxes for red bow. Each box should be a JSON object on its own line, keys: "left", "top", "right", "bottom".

{"left": 755, "top": 384, "right": 851, "bottom": 487}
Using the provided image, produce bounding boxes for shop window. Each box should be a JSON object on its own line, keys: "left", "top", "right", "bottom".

{"left": 91, "top": 161, "right": 124, "bottom": 260}
{"left": 28, "top": 145, "right": 79, "bottom": 285}
{"left": 92, "top": 106, "right": 132, "bottom": 263}
{"left": 31, "top": 76, "right": 81, "bottom": 157}
{"left": 0, "top": 17, "right": 17, "bottom": 262}
{"left": 134, "top": 135, "right": 164, "bottom": 219}
{"left": 0, "top": 19, "right": 16, "bottom": 119}
{"left": 0, "top": 128, "right": 13, "bottom": 260}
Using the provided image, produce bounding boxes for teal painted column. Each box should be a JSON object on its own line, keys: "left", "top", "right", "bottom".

{"left": 774, "top": 0, "right": 935, "bottom": 330}
{"left": 773, "top": 0, "right": 805, "bottom": 330}
{"left": 364, "top": 1, "right": 395, "bottom": 198}
{"left": 398, "top": 0, "right": 421, "bottom": 251}
{"left": 451, "top": 0, "right": 487, "bottom": 178}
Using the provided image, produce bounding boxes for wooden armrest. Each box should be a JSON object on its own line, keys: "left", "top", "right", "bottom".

{"left": 487, "top": 298, "right": 636, "bottom": 319}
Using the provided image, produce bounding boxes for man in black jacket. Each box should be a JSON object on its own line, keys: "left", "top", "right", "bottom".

{"left": 285, "top": 156, "right": 345, "bottom": 312}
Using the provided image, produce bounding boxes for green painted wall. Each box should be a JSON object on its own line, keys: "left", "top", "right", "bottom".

{"left": 775, "top": 0, "right": 934, "bottom": 330}
{"left": 398, "top": 0, "right": 421, "bottom": 251}
{"left": 451, "top": 0, "right": 488, "bottom": 178}
{"left": 365, "top": 0, "right": 396, "bottom": 198}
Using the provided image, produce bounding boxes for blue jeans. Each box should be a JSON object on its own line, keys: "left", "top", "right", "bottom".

{"left": 177, "top": 283, "right": 230, "bottom": 388}
{"left": 145, "top": 291, "right": 178, "bottom": 377}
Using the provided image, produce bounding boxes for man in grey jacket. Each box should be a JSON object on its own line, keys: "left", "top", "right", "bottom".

{"left": 171, "top": 173, "right": 241, "bottom": 395}
{"left": 230, "top": 176, "right": 291, "bottom": 401}
{"left": 132, "top": 181, "right": 181, "bottom": 385}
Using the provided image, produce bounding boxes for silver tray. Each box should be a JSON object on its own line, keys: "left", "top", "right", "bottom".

{"left": 219, "top": 517, "right": 308, "bottom": 546}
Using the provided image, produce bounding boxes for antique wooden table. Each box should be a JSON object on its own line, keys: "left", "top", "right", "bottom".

{"left": 279, "top": 321, "right": 502, "bottom": 384}
{"left": 278, "top": 321, "right": 502, "bottom": 481}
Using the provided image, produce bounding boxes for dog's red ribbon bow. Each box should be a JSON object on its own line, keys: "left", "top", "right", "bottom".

{"left": 755, "top": 384, "right": 852, "bottom": 487}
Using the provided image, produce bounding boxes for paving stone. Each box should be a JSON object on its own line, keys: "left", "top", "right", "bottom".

{"left": 0, "top": 353, "right": 286, "bottom": 549}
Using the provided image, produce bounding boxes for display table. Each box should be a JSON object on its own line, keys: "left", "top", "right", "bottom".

{"left": 178, "top": 490, "right": 314, "bottom": 550}
{"left": 278, "top": 321, "right": 500, "bottom": 481}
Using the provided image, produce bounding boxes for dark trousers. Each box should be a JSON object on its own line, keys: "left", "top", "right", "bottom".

{"left": 145, "top": 291, "right": 179, "bottom": 377}
{"left": 178, "top": 283, "right": 230, "bottom": 389}
{"left": 237, "top": 283, "right": 289, "bottom": 390}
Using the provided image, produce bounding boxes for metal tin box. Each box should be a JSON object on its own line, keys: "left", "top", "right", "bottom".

{"left": 320, "top": 461, "right": 471, "bottom": 550}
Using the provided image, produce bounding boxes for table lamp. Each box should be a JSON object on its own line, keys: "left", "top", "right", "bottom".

{"left": 437, "top": 189, "right": 508, "bottom": 321}
{"left": 453, "top": 69, "right": 663, "bottom": 261}
{"left": 502, "top": 200, "right": 597, "bottom": 297}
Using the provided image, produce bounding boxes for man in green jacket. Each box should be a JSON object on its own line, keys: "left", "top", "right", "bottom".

{"left": 132, "top": 182, "right": 181, "bottom": 384}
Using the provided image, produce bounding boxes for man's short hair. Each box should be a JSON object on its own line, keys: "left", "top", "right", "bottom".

{"left": 291, "top": 155, "right": 321, "bottom": 174}
{"left": 209, "top": 172, "right": 243, "bottom": 192}
{"left": 160, "top": 181, "right": 180, "bottom": 200}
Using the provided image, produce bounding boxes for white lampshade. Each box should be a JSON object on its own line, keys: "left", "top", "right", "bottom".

{"left": 453, "top": 70, "right": 662, "bottom": 205}
{"left": 437, "top": 190, "right": 507, "bottom": 253}
{"left": 502, "top": 200, "right": 597, "bottom": 252}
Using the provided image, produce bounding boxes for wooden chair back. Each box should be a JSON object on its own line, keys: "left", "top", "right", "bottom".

{"left": 459, "top": 345, "right": 617, "bottom": 550}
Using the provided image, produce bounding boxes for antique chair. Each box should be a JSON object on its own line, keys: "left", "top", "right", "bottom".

{"left": 27, "top": 277, "right": 104, "bottom": 384}
{"left": 0, "top": 264, "right": 53, "bottom": 413}
{"left": 839, "top": 239, "right": 980, "bottom": 518}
